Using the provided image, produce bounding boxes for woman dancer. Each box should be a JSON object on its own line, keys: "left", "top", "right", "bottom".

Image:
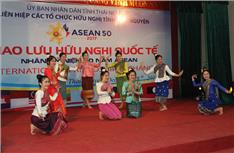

{"left": 54, "top": 52, "right": 78, "bottom": 106}
{"left": 44, "top": 55, "right": 66, "bottom": 115}
{"left": 30, "top": 74, "right": 67, "bottom": 135}
{"left": 192, "top": 68, "right": 232, "bottom": 115}
{"left": 96, "top": 67, "right": 122, "bottom": 120}
{"left": 105, "top": 50, "right": 128, "bottom": 109}
{"left": 77, "top": 51, "right": 103, "bottom": 109}
{"left": 142, "top": 54, "right": 183, "bottom": 111}
{"left": 122, "top": 68, "right": 143, "bottom": 118}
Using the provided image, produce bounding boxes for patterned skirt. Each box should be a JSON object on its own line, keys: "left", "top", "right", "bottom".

{"left": 31, "top": 112, "right": 68, "bottom": 135}
{"left": 81, "top": 77, "right": 94, "bottom": 100}
{"left": 98, "top": 103, "right": 122, "bottom": 120}
{"left": 198, "top": 94, "right": 221, "bottom": 115}
{"left": 155, "top": 81, "right": 169, "bottom": 97}
{"left": 126, "top": 102, "right": 142, "bottom": 118}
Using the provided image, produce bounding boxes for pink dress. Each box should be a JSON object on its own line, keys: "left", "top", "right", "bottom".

{"left": 96, "top": 82, "right": 122, "bottom": 120}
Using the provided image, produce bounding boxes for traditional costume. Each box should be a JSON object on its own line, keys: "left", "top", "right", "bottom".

{"left": 144, "top": 63, "right": 177, "bottom": 103}
{"left": 193, "top": 79, "right": 227, "bottom": 114}
{"left": 78, "top": 62, "right": 100, "bottom": 101}
{"left": 44, "top": 68, "right": 67, "bottom": 115}
{"left": 54, "top": 61, "right": 77, "bottom": 105}
{"left": 106, "top": 61, "right": 128, "bottom": 101}
{"left": 96, "top": 82, "right": 121, "bottom": 119}
{"left": 122, "top": 81, "right": 143, "bottom": 118}
{"left": 31, "top": 90, "right": 67, "bottom": 135}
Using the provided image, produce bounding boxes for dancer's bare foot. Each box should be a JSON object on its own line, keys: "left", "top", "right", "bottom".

{"left": 215, "top": 107, "right": 223, "bottom": 115}
{"left": 159, "top": 105, "right": 167, "bottom": 111}
{"left": 31, "top": 124, "right": 47, "bottom": 135}
{"left": 30, "top": 124, "right": 37, "bottom": 135}
{"left": 219, "top": 109, "right": 223, "bottom": 115}
{"left": 40, "top": 131, "right": 47, "bottom": 134}
{"left": 87, "top": 104, "right": 93, "bottom": 109}
{"left": 99, "top": 112, "right": 104, "bottom": 120}
{"left": 83, "top": 103, "right": 92, "bottom": 109}
{"left": 85, "top": 99, "right": 93, "bottom": 109}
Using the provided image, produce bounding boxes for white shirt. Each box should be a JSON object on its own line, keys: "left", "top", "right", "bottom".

{"left": 32, "top": 90, "right": 58, "bottom": 118}
{"left": 144, "top": 64, "right": 177, "bottom": 83}
{"left": 54, "top": 62, "right": 77, "bottom": 82}
{"left": 96, "top": 82, "right": 115, "bottom": 104}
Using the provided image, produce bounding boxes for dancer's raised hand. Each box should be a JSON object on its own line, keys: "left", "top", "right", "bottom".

{"left": 140, "top": 61, "right": 145, "bottom": 70}
{"left": 77, "top": 56, "right": 83, "bottom": 62}
{"left": 226, "top": 87, "right": 233, "bottom": 94}
{"left": 178, "top": 70, "right": 184, "bottom": 77}
{"left": 191, "top": 74, "right": 197, "bottom": 81}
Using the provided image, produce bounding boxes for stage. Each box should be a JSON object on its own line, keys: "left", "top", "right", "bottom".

{"left": 2, "top": 99, "right": 234, "bottom": 153}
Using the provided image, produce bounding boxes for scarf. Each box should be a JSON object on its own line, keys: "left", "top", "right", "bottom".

{"left": 203, "top": 79, "right": 212, "bottom": 100}
{"left": 154, "top": 63, "right": 166, "bottom": 78}
{"left": 101, "top": 82, "right": 113, "bottom": 91}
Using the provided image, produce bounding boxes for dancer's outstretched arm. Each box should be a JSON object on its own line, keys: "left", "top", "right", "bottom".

{"left": 165, "top": 65, "right": 183, "bottom": 77}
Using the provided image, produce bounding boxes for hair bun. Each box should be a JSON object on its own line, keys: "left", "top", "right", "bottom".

{"left": 127, "top": 68, "right": 135, "bottom": 74}
{"left": 101, "top": 67, "right": 107, "bottom": 72}
{"left": 115, "top": 50, "right": 122, "bottom": 57}
{"left": 46, "top": 53, "right": 51, "bottom": 58}
{"left": 82, "top": 51, "right": 88, "bottom": 57}
{"left": 36, "top": 74, "right": 43, "bottom": 80}
{"left": 201, "top": 67, "right": 208, "bottom": 73}
{"left": 154, "top": 54, "right": 162, "bottom": 60}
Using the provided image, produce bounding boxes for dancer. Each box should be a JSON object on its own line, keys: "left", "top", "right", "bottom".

{"left": 55, "top": 52, "right": 78, "bottom": 106}
{"left": 122, "top": 68, "right": 143, "bottom": 118}
{"left": 142, "top": 54, "right": 183, "bottom": 111}
{"left": 105, "top": 50, "right": 128, "bottom": 109}
{"left": 192, "top": 68, "right": 232, "bottom": 115}
{"left": 30, "top": 74, "right": 67, "bottom": 135}
{"left": 96, "top": 67, "right": 122, "bottom": 120}
{"left": 44, "top": 55, "right": 67, "bottom": 115}
{"left": 77, "top": 51, "right": 104, "bottom": 109}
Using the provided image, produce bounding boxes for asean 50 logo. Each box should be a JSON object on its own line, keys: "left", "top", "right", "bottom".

{"left": 47, "top": 22, "right": 112, "bottom": 45}
{"left": 46, "top": 22, "right": 70, "bottom": 45}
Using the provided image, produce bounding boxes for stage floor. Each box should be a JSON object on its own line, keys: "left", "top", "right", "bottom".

{"left": 2, "top": 99, "right": 234, "bottom": 153}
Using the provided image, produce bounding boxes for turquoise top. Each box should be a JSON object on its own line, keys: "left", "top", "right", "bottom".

{"left": 122, "top": 81, "right": 143, "bottom": 103}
